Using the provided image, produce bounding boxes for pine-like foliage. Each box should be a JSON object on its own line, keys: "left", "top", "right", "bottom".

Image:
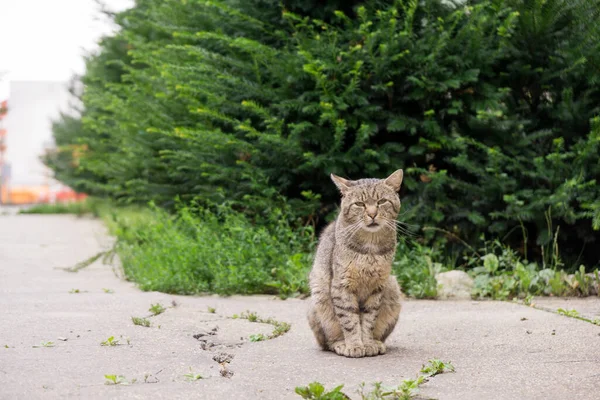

{"left": 46, "top": 0, "right": 600, "bottom": 268}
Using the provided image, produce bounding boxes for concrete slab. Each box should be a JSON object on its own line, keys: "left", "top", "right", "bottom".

{"left": 1, "top": 215, "right": 599, "bottom": 399}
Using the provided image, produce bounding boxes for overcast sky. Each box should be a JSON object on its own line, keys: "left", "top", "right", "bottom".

{"left": 0, "top": 0, "right": 133, "bottom": 187}
{"left": 0, "top": 0, "right": 132, "bottom": 98}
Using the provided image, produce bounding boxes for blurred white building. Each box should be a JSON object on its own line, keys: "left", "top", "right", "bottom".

{"left": 3, "top": 81, "right": 71, "bottom": 187}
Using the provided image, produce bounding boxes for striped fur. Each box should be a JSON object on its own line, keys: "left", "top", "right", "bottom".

{"left": 307, "top": 170, "right": 404, "bottom": 358}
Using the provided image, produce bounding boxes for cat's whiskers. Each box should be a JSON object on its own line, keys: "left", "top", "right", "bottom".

{"left": 338, "top": 222, "right": 362, "bottom": 241}
{"left": 385, "top": 219, "right": 419, "bottom": 229}
{"left": 381, "top": 218, "right": 418, "bottom": 238}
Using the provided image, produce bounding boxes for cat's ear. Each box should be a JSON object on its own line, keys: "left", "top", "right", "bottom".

{"left": 330, "top": 173, "right": 354, "bottom": 195}
{"left": 384, "top": 169, "right": 404, "bottom": 192}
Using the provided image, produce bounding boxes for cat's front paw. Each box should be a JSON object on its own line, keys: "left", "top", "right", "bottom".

{"left": 363, "top": 340, "right": 386, "bottom": 356}
{"left": 332, "top": 341, "right": 365, "bottom": 358}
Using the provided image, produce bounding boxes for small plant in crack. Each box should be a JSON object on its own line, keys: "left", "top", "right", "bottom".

{"left": 420, "top": 359, "right": 455, "bottom": 377}
{"left": 103, "top": 288, "right": 114, "bottom": 294}
{"left": 236, "top": 310, "right": 291, "bottom": 340}
{"left": 298, "top": 358, "right": 456, "bottom": 399}
{"left": 149, "top": 303, "right": 166, "bottom": 316}
{"left": 69, "top": 289, "right": 81, "bottom": 294}
{"left": 557, "top": 308, "right": 600, "bottom": 325}
{"left": 557, "top": 308, "right": 580, "bottom": 318}
{"left": 100, "top": 336, "right": 120, "bottom": 346}
{"left": 357, "top": 377, "right": 429, "bottom": 400}
{"left": 391, "top": 375, "right": 428, "bottom": 400}
{"left": 104, "top": 374, "right": 127, "bottom": 385}
{"left": 33, "top": 341, "right": 55, "bottom": 348}
{"left": 184, "top": 368, "right": 203, "bottom": 381}
{"left": 271, "top": 321, "right": 291, "bottom": 338}
{"left": 295, "top": 382, "right": 349, "bottom": 399}
{"left": 132, "top": 317, "right": 151, "bottom": 327}
{"left": 207, "top": 306, "right": 216, "bottom": 314}
{"left": 249, "top": 333, "right": 267, "bottom": 342}
{"left": 240, "top": 311, "right": 258, "bottom": 322}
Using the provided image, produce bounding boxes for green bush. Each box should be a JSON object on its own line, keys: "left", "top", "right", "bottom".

{"left": 105, "top": 202, "right": 314, "bottom": 297}
{"left": 46, "top": 0, "right": 600, "bottom": 268}
{"left": 393, "top": 241, "right": 443, "bottom": 299}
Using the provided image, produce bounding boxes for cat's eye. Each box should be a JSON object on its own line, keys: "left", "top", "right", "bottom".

{"left": 354, "top": 202, "right": 365, "bottom": 207}
{"left": 377, "top": 199, "right": 388, "bottom": 205}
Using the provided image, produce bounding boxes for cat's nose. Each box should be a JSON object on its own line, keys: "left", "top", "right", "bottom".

{"left": 366, "top": 206, "right": 378, "bottom": 219}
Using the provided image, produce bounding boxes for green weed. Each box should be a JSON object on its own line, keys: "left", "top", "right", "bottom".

{"left": 149, "top": 303, "right": 166, "bottom": 316}
{"left": 207, "top": 306, "right": 216, "bottom": 313}
{"left": 556, "top": 308, "right": 600, "bottom": 325}
{"left": 237, "top": 310, "right": 291, "bottom": 340}
{"left": 468, "top": 240, "right": 600, "bottom": 300}
{"left": 33, "top": 341, "right": 54, "bottom": 348}
{"left": 359, "top": 376, "right": 428, "bottom": 400}
{"left": 100, "top": 336, "right": 120, "bottom": 346}
{"left": 104, "top": 375, "right": 127, "bottom": 385}
{"left": 249, "top": 334, "right": 267, "bottom": 342}
{"left": 103, "top": 288, "right": 114, "bottom": 294}
{"left": 295, "top": 382, "right": 349, "bottom": 399}
{"left": 557, "top": 308, "right": 580, "bottom": 318}
{"left": 132, "top": 317, "right": 151, "bottom": 327}
{"left": 298, "top": 358, "right": 454, "bottom": 399}
{"left": 420, "top": 359, "right": 455, "bottom": 377}
{"left": 69, "top": 289, "right": 81, "bottom": 294}
{"left": 271, "top": 321, "right": 292, "bottom": 338}
{"left": 184, "top": 368, "right": 203, "bottom": 381}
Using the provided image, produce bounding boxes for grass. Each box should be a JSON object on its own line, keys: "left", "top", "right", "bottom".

{"left": 132, "top": 317, "right": 151, "bottom": 327}
{"left": 234, "top": 310, "right": 291, "bottom": 340}
{"left": 149, "top": 303, "right": 166, "bottom": 316}
{"left": 296, "top": 359, "right": 455, "bottom": 400}
{"left": 20, "top": 198, "right": 106, "bottom": 217}
{"left": 102, "top": 202, "right": 314, "bottom": 298}
{"left": 33, "top": 198, "right": 600, "bottom": 301}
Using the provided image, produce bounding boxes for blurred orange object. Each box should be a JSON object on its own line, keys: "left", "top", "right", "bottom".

{"left": 0, "top": 185, "right": 87, "bottom": 205}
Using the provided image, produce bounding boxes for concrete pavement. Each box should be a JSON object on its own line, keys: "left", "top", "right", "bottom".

{"left": 1, "top": 215, "right": 599, "bottom": 399}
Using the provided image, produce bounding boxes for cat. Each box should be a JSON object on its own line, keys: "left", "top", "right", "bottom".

{"left": 307, "top": 169, "right": 404, "bottom": 358}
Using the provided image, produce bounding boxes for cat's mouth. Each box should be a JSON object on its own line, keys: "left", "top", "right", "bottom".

{"left": 366, "top": 221, "right": 379, "bottom": 227}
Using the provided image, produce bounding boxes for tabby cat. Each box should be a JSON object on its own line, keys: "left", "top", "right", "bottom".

{"left": 307, "top": 170, "right": 403, "bottom": 358}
